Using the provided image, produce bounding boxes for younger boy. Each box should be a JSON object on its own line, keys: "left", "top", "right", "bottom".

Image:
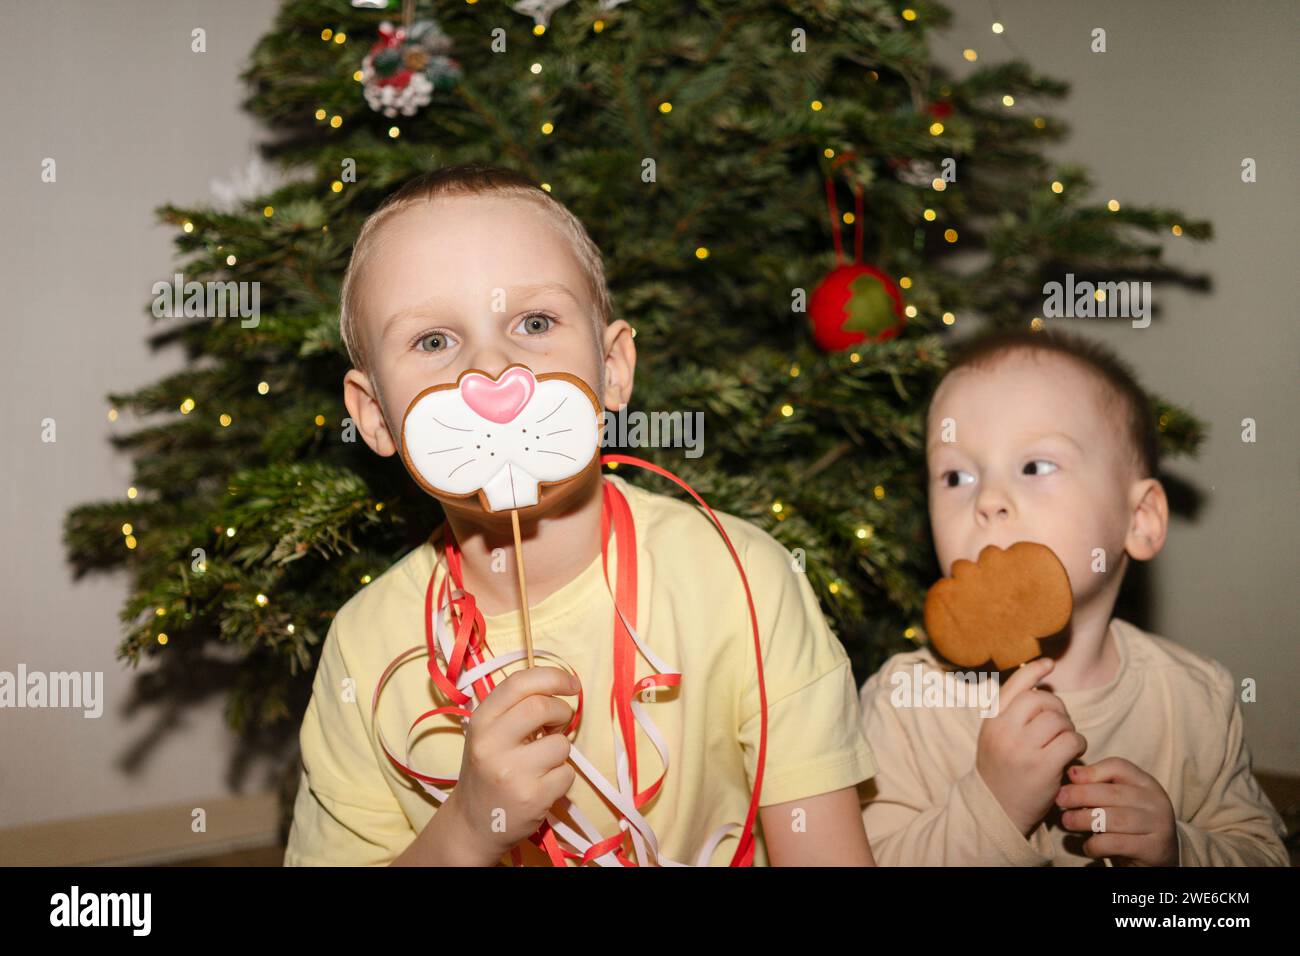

{"left": 283, "top": 164, "right": 877, "bottom": 866}
{"left": 858, "top": 328, "right": 1288, "bottom": 866}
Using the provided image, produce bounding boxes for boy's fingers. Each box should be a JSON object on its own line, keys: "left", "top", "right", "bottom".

{"left": 1066, "top": 756, "right": 1144, "bottom": 786}
{"left": 495, "top": 694, "right": 574, "bottom": 745}
{"left": 1006, "top": 686, "right": 1068, "bottom": 729}
{"left": 997, "top": 656, "right": 1054, "bottom": 709}
{"left": 1055, "top": 781, "right": 1139, "bottom": 810}
{"left": 513, "top": 730, "right": 573, "bottom": 775}
{"left": 472, "top": 666, "right": 579, "bottom": 723}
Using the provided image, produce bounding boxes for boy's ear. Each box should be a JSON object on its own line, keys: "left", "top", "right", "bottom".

{"left": 1124, "top": 477, "right": 1169, "bottom": 561}
{"left": 601, "top": 319, "right": 637, "bottom": 412}
{"left": 343, "top": 368, "right": 398, "bottom": 457}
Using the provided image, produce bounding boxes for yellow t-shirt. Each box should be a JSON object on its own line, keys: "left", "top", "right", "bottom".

{"left": 284, "top": 473, "right": 876, "bottom": 866}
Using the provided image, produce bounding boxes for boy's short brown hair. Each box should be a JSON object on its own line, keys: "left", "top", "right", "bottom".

{"left": 339, "top": 163, "right": 613, "bottom": 373}
{"left": 926, "top": 327, "right": 1161, "bottom": 480}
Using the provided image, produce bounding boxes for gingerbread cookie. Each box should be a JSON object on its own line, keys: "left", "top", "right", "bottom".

{"left": 923, "top": 541, "right": 1073, "bottom": 670}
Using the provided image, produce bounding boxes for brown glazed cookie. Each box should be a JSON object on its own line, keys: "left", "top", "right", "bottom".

{"left": 923, "top": 541, "right": 1073, "bottom": 670}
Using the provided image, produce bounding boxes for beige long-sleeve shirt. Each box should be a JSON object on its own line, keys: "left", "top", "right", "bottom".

{"left": 858, "top": 617, "right": 1288, "bottom": 866}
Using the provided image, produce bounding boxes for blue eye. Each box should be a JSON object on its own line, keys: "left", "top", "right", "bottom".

{"left": 515, "top": 312, "right": 554, "bottom": 335}
{"left": 1024, "top": 459, "right": 1058, "bottom": 476}
{"left": 941, "top": 470, "right": 974, "bottom": 488}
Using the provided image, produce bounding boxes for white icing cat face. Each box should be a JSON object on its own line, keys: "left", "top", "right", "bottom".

{"left": 399, "top": 364, "right": 602, "bottom": 513}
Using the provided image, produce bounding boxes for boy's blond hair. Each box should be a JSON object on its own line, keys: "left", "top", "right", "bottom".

{"left": 339, "top": 163, "right": 613, "bottom": 373}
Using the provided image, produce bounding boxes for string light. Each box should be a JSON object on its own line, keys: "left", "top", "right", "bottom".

{"left": 127, "top": 487, "right": 138, "bottom": 499}
{"left": 899, "top": 276, "right": 912, "bottom": 289}
{"left": 157, "top": 633, "right": 168, "bottom": 645}
{"left": 873, "top": 484, "right": 886, "bottom": 500}
{"left": 942, "top": 312, "right": 955, "bottom": 325}
{"left": 694, "top": 247, "right": 709, "bottom": 259}
{"left": 810, "top": 100, "right": 823, "bottom": 111}
{"left": 388, "top": 126, "right": 400, "bottom": 138}
{"left": 255, "top": 593, "right": 269, "bottom": 607}
{"left": 780, "top": 404, "right": 794, "bottom": 417}
{"left": 541, "top": 121, "right": 554, "bottom": 134}
{"left": 107, "top": 408, "right": 118, "bottom": 421}
{"left": 1051, "top": 180, "right": 1064, "bottom": 193}
{"left": 257, "top": 381, "right": 270, "bottom": 395}
{"left": 121, "top": 523, "right": 132, "bottom": 535}
{"left": 963, "top": 49, "right": 977, "bottom": 61}
{"left": 1107, "top": 199, "right": 1121, "bottom": 211}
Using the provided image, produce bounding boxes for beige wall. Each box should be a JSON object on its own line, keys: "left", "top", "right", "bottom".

{"left": 1, "top": 0, "right": 282, "bottom": 831}
{"left": 930, "top": 0, "right": 1298, "bottom": 771}
{"left": 0, "top": 0, "right": 1294, "bottom": 841}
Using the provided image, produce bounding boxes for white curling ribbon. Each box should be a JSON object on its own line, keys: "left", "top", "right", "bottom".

{"left": 374, "top": 553, "right": 747, "bottom": 866}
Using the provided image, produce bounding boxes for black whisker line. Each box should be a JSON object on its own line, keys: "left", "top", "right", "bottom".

{"left": 448, "top": 458, "right": 477, "bottom": 477}
{"left": 432, "top": 416, "right": 473, "bottom": 433}
{"left": 426, "top": 446, "right": 464, "bottom": 455}
{"left": 537, "top": 449, "right": 576, "bottom": 461}
{"left": 534, "top": 397, "right": 568, "bottom": 424}
{"left": 544, "top": 428, "right": 572, "bottom": 437}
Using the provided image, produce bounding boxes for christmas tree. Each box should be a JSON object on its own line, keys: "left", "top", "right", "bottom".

{"left": 64, "top": 0, "right": 1207, "bottom": 829}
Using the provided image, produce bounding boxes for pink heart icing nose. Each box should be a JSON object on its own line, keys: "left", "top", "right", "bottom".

{"left": 459, "top": 367, "right": 536, "bottom": 424}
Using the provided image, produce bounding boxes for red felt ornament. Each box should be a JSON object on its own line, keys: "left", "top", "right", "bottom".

{"left": 808, "top": 152, "right": 907, "bottom": 351}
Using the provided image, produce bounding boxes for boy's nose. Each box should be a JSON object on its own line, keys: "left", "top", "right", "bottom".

{"left": 974, "top": 485, "right": 1014, "bottom": 524}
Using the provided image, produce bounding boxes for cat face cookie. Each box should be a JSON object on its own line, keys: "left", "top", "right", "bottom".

{"left": 399, "top": 364, "right": 603, "bottom": 514}
{"left": 923, "top": 541, "right": 1073, "bottom": 670}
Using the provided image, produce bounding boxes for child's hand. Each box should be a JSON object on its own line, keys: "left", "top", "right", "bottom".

{"left": 1055, "top": 757, "right": 1179, "bottom": 866}
{"left": 444, "top": 666, "right": 579, "bottom": 864}
{"left": 975, "top": 657, "right": 1088, "bottom": 837}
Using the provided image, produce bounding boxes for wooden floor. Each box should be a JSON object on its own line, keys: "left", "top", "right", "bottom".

{"left": 165, "top": 773, "right": 1300, "bottom": 867}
